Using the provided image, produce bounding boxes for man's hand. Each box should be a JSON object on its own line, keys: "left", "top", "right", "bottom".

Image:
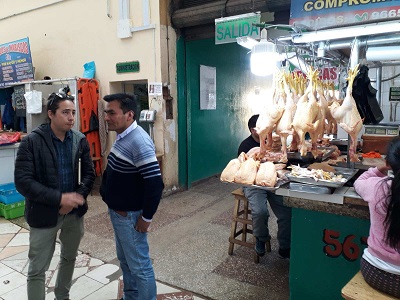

{"left": 135, "top": 216, "right": 151, "bottom": 233}
{"left": 59, "top": 192, "right": 84, "bottom": 215}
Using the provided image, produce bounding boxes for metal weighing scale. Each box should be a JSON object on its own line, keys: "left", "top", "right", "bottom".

{"left": 139, "top": 110, "right": 157, "bottom": 141}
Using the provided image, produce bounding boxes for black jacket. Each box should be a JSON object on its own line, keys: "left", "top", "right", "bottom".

{"left": 14, "top": 124, "right": 95, "bottom": 228}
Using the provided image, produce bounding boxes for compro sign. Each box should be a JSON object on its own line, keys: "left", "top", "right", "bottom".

{"left": 215, "top": 12, "right": 260, "bottom": 45}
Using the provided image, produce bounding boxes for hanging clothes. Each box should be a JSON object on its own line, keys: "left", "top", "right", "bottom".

{"left": 13, "top": 85, "right": 26, "bottom": 117}
{"left": 2, "top": 98, "right": 15, "bottom": 129}
{"left": 0, "top": 88, "right": 13, "bottom": 106}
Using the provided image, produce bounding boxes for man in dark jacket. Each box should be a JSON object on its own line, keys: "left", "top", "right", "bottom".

{"left": 14, "top": 92, "right": 95, "bottom": 300}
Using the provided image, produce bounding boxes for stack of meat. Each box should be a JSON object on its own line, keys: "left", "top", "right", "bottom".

{"left": 220, "top": 152, "right": 287, "bottom": 187}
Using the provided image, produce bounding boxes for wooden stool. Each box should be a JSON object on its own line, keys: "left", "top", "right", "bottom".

{"left": 342, "top": 271, "right": 398, "bottom": 300}
{"left": 228, "top": 188, "right": 271, "bottom": 263}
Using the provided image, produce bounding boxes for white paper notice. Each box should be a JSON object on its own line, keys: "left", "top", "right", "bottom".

{"left": 200, "top": 65, "right": 216, "bottom": 110}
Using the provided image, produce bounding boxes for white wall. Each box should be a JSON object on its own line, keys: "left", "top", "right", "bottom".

{"left": 0, "top": 0, "right": 179, "bottom": 190}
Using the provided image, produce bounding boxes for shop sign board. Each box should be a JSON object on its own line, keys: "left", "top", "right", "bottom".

{"left": 289, "top": 53, "right": 340, "bottom": 89}
{"left": 389, "top": 86, "right": 400, "bottom": 101}
{"left": 116, "top": 61, "right": 140, "bottom": 73}
{"left": 215, "top": 12, "right": 260, "bottom": 45}
{"left": 0, "top": 37, "right": 34, "bottom": 88}
{"left": 290, "top": 0, "right": 400, "bottom": 30}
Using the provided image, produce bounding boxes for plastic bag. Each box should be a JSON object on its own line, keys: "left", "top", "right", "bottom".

{"left": 0, "top": 132, "right": 21, "bottom": 145}
{"left": 83, "top": 61, "right": 96, "bottom": 79}
{"left": 24, "top": 90, "right": 43, "bottom": 114}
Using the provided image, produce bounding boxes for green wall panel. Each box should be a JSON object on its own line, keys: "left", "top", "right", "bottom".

{"left": 290, "top": 208, "right": 370, "bottom": 300}
{"left": 177, "top": 36, "right": 188, "bottom": 187}
{"left": 185, "top": 38, "right": 267, "bottom": 185}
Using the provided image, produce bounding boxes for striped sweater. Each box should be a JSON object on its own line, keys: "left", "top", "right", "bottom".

{"left": 100, "top": 123, "right": 164, "bottom": 220}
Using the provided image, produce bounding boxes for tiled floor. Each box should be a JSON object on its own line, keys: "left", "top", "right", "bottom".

{"left": 3, "top": 177, "right": 290, "bottom": 299}
{"left": 0, "top": 218, "right": 206, "bottom": 300}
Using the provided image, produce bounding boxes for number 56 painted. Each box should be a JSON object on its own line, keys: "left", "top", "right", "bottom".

{"left": 323, "top": 229, "right": 368, "bottom": 261}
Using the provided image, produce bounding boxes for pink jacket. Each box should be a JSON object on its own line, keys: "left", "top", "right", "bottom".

{"left": 354, "top": 167, "right": 400, "bottom": 266}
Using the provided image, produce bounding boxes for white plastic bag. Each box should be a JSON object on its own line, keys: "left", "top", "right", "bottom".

{"left": 24, "top": 90, "right": 43, "bottom": 114}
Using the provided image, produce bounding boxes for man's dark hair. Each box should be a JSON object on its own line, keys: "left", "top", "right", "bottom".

{"left": 248, "top": 114, "right": 259, "bottom": 132}
{"left": 103, "top": 93, "right": 138, "bottom": 119}
{"left": 47, "top": 92, "right": 74, "bottom": 114}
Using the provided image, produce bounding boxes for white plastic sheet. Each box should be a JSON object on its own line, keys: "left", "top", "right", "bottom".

{"left": 24, "top": 90, "right": 42, "bottom": 114}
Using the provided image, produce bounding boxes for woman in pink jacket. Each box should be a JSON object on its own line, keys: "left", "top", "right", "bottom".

{"left": 354, "top": 137, "right": 400, "bottom": 297}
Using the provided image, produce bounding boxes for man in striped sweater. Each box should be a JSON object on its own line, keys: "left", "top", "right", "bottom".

{"left": 100, "top": 93, "right": 164, "bottom": 300}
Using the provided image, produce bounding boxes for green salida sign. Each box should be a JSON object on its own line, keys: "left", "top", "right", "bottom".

{"left": 215, "top": 12, "right": 260, "bottom": 45}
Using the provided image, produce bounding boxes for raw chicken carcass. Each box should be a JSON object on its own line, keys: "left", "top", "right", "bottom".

{"left": 246, "top": 147, "right": 260, "bottom": 160}
{"left": 234, "top": 157, "right": 260, "bottom": 185}
{"left": 324, "top": 82, "right": 338, "bottom": 135}
{"left": 255, "top": 161, "right": 277, "bottom": 187}
{"left": 256, "top": 74, "right": 285, "bottom": 159}
{"left": 238, "top": 152, "right": 247, "bottom": 163}
{"left": 306, "top": 89, "right": 326, "bottom": 158}
{"left": 329, "top": 65, "right": 363, "bottom": 162}
{"left": 220, "top": 158, "right": 241, "bottom": 182}
{"left": 291, "top": 67, "right": 321, "bottom": 157}
{"left": 276, "top": 73, "right": 297, "bottom": 163}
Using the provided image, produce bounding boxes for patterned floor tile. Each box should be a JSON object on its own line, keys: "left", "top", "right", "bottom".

{"left": 0, "top": 234, "right": 14, "bottom": 248}
{"left": 2, "top": 249, "right": 28, "bottom": 261}
{"left": 0, "top": 246, "right": 28, "bottom": 260}
{"left": 81, "top": 279, "right": 118, "bottom": 300}
{"left": 88, "top": 257, "right": 103, "bottom": 267}
{"left": 7, "top": 233, "right": 29, "bottom": 247}
{"left": 0, "top": 263, "right": 14, "bottom": 278}
{"left": 1, "top": 259, "right": 28, "bottom": 273}
{"left": 68, "top": 275, "right": 104, "bottom": 300}
{"left": 0, "top": 223, "right": 20, "bottom": 234}
{"left": 157, "top": 291, "right": 194, "bottom": 300}
{"left": 0, "top": 282, "right": 27, "bottom": 300}
{"left": 0, "top": 270, "right": 26, "bottom": 295}
{"left": 85, "top": 263, "right": 119, "bottom": 284}
{"left": 75, "top": 253, "right": 91, "bottom": 268}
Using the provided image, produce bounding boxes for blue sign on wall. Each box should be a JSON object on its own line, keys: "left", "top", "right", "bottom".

{"left": 0, "top": 37, "right": 34, "bottom": 88}
{"left": 290, "top": 0, "right": 400, "bottom": 30}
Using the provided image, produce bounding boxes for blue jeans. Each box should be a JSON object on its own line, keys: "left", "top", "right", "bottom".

{"left": 109, "top": 209, "right": 156, "bottom": 300}
{"left": 243, "top": 187, "right": 292, "bottom": 249}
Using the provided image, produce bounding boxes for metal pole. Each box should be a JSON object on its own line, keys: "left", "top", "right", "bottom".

{"left": 376, "top": 66, "right": 382, "bottom": 106}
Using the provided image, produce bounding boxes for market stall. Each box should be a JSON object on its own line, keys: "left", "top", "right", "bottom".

{"left": 275, "top": 167, "right": 370, "bottom": 300}
{"left": 219, "top": 11, "right": 400, "bottom": 297}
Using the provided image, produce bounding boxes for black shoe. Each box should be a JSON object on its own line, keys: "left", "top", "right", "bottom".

{"left": 255, "top": 238, "right": 266, "bottom": 257}
{"left": 278, "top": 248, "right": 290, "bottom": 259}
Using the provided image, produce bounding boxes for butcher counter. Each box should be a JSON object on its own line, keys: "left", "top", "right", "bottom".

{"left": 274, "top": 180, "right": 370, "bottom": 300}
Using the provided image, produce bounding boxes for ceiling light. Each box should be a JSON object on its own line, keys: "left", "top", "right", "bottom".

{"left": 238, "top": 28, "right": 279, "bottom": 76}
{"left": 291, "top": 20, "right": 400, "bottom": 44}
{"left": 236, "top": 36, "right": 258, "bottom": 50}
{"left": 366, "top": 45, "right": 400, "bottom": 61}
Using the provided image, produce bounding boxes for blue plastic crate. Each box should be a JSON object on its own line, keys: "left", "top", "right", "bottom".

{"left": 0, "top": 183, "right": 24, "bottom": 204}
